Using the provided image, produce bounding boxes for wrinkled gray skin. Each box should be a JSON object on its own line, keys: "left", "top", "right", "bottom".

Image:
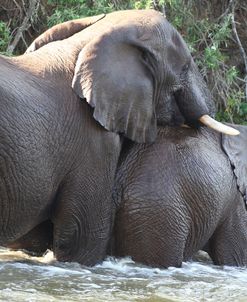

{"left": 1, "top": 10, "right": 216, "bottom": 264}
{"left": 113, "top": 124, "right": 247, "bottom": 268}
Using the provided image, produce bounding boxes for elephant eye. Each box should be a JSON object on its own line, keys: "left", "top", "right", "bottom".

{"left": 180, "top": 61, "right": 191, "bottom": 84}
{"left": 141, "top": 51, "right": 149, "bottom": 63}
{"left": 140, "top": 48, "right": 156, "bottom": 65}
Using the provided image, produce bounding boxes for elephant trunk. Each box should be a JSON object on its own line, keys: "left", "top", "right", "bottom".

{"left": 175, "top": 66, "right": 240, "bottom": 136}
{"left": 176, "top": 92, "right": 240, "bottom": 136}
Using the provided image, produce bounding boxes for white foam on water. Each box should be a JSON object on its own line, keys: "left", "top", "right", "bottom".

{"left": 0, "top": 248, "right": 247, "bottom": 302}
{"left": 0, "top": 248, "right": 55, "bottom": 263}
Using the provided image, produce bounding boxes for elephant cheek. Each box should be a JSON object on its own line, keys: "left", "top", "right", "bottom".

{"left": 157, "top": 100, "right": 185, "bottom": 126}
{"left": 155, "top": 94, "right": 185, "bottom": 126}
{"left": 173, "top": 61, "right": 216, "bottom": 126}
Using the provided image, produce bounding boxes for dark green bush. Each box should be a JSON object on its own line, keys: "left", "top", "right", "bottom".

{"left": 0, "top": 21, "right": 11, "bottom": 55}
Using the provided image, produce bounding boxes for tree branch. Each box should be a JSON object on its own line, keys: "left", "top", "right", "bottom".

{"left": 7, "top": 0, "right": 40, "bottom": 54}
{"left": 152, "top": 0, "right": 166, "bottom": 16}
{"left": 230, "top": 1, "right": 247, "bottom": 101}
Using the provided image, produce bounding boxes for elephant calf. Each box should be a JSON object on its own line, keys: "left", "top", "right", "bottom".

{"left": 113, "top": 125, "right": 247, "bottom": 267}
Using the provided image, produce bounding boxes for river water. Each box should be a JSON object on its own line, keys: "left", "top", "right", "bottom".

{"left": 0, "top": 248, "right": 247, "bottom": 302}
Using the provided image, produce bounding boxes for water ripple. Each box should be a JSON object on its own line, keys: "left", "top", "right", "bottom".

{"left": 0, "top": 248, "right": 247, "bottom": 301}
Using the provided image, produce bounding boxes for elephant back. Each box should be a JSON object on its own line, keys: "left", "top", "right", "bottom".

{"left": 114, "top": 126, "right": 236, "bottom": 222}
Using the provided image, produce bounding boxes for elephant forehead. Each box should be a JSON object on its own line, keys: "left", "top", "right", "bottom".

{"left": 93, "top": 9, "right": 167, "bottom": 40}
{"left": 106, "top": 9, "right": 165, "bottom": 25}
{"left": 101, "top": 10, "right": 188, "bottom": 63}
{"left": 71, "top": 9, "right": 170, "bottom": 56}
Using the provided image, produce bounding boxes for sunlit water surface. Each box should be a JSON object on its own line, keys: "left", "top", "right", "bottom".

{"left": 0, "top": 248, "right": 247, "bottom": 302}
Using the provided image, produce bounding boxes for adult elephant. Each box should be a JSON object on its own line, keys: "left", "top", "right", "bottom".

{"left": 113, "top": 125, "right": 247, "bottom": 267}
{"left": 1, "top": 10, "right": 237, "bottom": 264}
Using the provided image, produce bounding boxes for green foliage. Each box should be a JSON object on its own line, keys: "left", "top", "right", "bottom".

{"left": 213, "top": 15, "right": 232, "bottom": 45}
{"left": 0, "top": 21, "right": 11, "bottom": 55}
{"left": 218, "top": 66, "right": 246, "bottom": 124}
{"left": 133, "top": 0, "right": 152, "bottom": 9}
{"left": 204, "top": 45, "right": 224, "bottom": 69}
{"left": 0, "top": 0, "right": 245, "bottom": 124}
{"left": 163, "top": 0, "right": 246, "bottom": 124}
{"left": 201, "top": 15, "right": 231, "bottom": 69}
{"left": 217, "top": 91, "right": 247, "bottom": 124}
{"left": 47, "top": 0, "right": 115, "bottom": 26}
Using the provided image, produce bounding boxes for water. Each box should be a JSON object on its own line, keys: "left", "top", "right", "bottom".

{"left": 0, "top": 248, "right": 247, "bottom": 302}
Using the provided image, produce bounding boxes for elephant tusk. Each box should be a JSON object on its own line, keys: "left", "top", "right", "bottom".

{"left": 181, "top": 124, "right": 191, "bottom": 128}
{"left": 199, "top": 115, "right": 240, "bottom": 136}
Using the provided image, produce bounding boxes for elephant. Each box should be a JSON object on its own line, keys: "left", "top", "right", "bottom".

{"left": 113, "top": 124, "right": 247, "bottom": 268}
{"left": 6, "top": 221, "right": 53, "bottom": 256}
{"left": 0, "top": 9, "right": 237, "bottom": 264}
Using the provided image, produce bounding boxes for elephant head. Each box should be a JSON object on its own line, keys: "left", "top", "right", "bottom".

{"left": 26, "top": 10, "right": 238, "bottom": 142}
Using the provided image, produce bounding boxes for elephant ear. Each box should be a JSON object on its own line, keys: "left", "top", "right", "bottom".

{"left": 72, "top": 31, "right": 156, "bottom": 143}
{"left": 222, "top": 124, "right": 247, "bottom": 197}
{"left": 26, "top": 14, "right": 105, "bottom": 53}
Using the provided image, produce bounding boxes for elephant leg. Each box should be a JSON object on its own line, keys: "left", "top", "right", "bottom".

{"left": 114, "top": 200, "right": 188, "bottom": 268}
{"left": 207, "top": 197, "right": 247, "bottom": 266}
{"left": 5, "top": 220, "right": 53, "bottom": 256}
{"left": 52, "top": 133, "right": 121, "bottom": 266}
{"left": 52, "top": 175, "right": 114, "bottom": 265}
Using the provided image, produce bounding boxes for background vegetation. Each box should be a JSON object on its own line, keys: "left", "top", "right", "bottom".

{"left": 0, "top": 0, "right": 246, "bottom": 124}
